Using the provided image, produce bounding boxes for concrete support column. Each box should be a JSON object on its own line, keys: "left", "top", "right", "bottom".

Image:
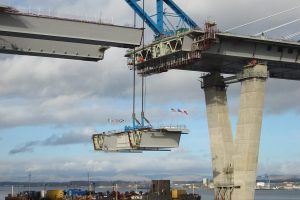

{"left": 232, "top": 64, "right": 268, "bottom": 200}
{"left": 202, "top": 73, "right": 234, "bottom": 198}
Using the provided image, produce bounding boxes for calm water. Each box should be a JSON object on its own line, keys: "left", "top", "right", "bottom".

{"left": 197, "top": 189, "right": 300, "bottom": 200}
{"left": 0, "top": 186, "right": 299, "bottom": 200}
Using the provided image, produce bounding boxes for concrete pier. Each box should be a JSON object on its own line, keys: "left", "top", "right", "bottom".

{"left": 232, "top": 64, "right": 268, "bottom": 200}
{"left": 202, "top": 64, "right": 268, "bottom": 200}
{"left": 202, "top": 73, "right": 234, "bottom": 199}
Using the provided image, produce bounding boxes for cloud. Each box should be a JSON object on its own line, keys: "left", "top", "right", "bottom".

{"left": 258, "top": 160, "right": 300, "bottom": 176}
{"left": 0, "top": 99, "right": 130, "bottom": 128}
{"left": 2, "top": 149, "right": 212, "bottom": 182}
{"left": 226, "top": 78, "right": 300, "bottom": 115}
{"left": 0, "top": 48, "right": 131, "bottom": 99}
{"left": 2, "top": 147, "right": 300, "bottom": 182}
{"left": 0, "top": 48, "right": 135, "bottom": 128}
{"left": 9, "top": 141, "right": 39, "bottom": 155}
{"left": 264, "top": 79, "right": 300, "bottom": 114}
{"left": 0, "top": 51, "right": 205, "bottom": 129}
{"left": 9, "top": 128, "right": 94, "bottom": 154}
{"left": 43, "top": 128, "right": 93, "bottom": 146}
{"left": 179, "top": 0, "right": 300, "bottom": 36}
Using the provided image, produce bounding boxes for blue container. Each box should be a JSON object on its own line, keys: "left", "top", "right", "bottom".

{"left": 67, "top": 189, "right": 87, "bottom": 197}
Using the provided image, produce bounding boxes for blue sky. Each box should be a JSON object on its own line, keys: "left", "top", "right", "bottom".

{"left": 0, "top": 0, "right": 300, "bottom": 182}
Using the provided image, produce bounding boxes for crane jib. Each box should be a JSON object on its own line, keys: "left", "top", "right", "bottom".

{"left": 124, "top": 0, "right": 199, "bottom": 36}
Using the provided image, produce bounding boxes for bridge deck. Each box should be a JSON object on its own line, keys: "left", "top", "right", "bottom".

{"left": 0, "top": 5, "right": 142, "bottom": 61}
{"left": 92, "top": 127, "right": 188, "bottom": 152}
{"left": 128, "top": 31, "right": 300, "bottom": 81}
{"left": 197, "top": 33, "right": 300, "bottom": 80}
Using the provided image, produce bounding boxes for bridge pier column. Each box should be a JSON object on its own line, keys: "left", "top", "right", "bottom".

{"left": 202, "top": 63, "right": 268, "bottom": 200}
{"left": 232, "top": 64, "right": 268, "bottom": 200}
{"left": 202, "top": 73, "right": 234, "bottom": 200}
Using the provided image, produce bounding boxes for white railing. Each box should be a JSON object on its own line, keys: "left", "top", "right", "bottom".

{"left": 101, "top": 129, "right": 124, "bottom": 135}
{"left": 13, "top": 6, "right": 115, "bottom": 24}
{"left": 159, "top": 124, "right": 187, "bottom": 130}
{"left": 6, "top": 6, "right": 133, "bottom": 27}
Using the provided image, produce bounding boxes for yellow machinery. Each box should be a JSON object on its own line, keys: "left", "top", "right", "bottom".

{"left": 171, "top": 189, "right": 187, "bottom": 199}
{"left": 46, "top": 190, "right": 64, "bottom": 200}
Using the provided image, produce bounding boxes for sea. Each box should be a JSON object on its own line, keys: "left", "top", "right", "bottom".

{"left": 0, "top": 186, "right": 299, "bottom": 200}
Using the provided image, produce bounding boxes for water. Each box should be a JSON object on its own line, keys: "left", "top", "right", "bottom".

{"left": 196, "top": 189, "right": 300, "bottom": 200}
{"left": 0, "top": 186, "right": 299, "bottom": 200}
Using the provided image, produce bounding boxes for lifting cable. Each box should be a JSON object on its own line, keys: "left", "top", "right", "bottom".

{"left": 225, "top": 4, "right": 300, "bottom": 32}
{"left": 140, "top": 0, "right": 152, "bottom": 127}
{"left": 132, "top": 8, "right": 140, "bottom": 128}
{"left": 141, "top": 0, "right": 146, "bottom": 121}
{"left": 132, "top": 0, "right": 146, "bottom": 127}
{"left": 132, "top": 9, "right": 137, "bottom": 126}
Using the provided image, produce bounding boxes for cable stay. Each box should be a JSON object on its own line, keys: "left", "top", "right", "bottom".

{"left": 284, "top": 31, "right": 300, "bottom": 39}
{"left": 254, "top": 18, "right": 300, "bottom": 36}
{"left": 225, "top": 4, "right": 300, "bottom": 32}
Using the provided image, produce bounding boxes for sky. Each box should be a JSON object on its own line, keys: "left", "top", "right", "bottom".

{"left": 0, "top": 0, "right": 300, "bottom": 182}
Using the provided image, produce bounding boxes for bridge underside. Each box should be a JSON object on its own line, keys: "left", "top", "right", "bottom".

{"left": 0, "top": 35, "right": 108, "bottom": 61}
{"left": 181, "top": 54, "right": 300, "bottom": 81}
{"left": 0, "top": 6, "right": 142, "bottom": 61}
{"left": 128, "top": 31, "right": 300, "bottom": 81}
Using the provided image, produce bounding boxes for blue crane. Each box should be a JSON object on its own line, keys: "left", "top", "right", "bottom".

{"left": 124, "top": 0, "right": 199, "bottom": 37}
{"left": 124, "top": 0, "right": 199, "bottom": 131}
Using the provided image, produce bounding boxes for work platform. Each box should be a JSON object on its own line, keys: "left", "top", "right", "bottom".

{"left": 92, "top": 126, "right": 188, "bottom": 152}
{"left": 126, "top": 29, "right": 300, "bottom": 81}
{"left": 0, "top": 5, "right": 142, "bottom": 61}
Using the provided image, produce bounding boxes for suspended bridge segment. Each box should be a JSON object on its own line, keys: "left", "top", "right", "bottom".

{"left": 92, "top": 126, "right": 189, "bottom": 152}
{"left": 0, "top": 5, "right": 142, "bottom": 61}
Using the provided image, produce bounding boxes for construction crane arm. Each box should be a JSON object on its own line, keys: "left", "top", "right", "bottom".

{"left": 124, "top": 0, "right": 199, "bottom": 36}
{"left": 163, "top": 0, "right": 198, "bottom": 29}
{"left": 125, "top": 0, "right": 162, "bottom": 35}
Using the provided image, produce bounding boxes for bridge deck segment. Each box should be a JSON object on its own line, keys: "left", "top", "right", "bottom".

{"left": 0, "top": 6, "right": 142, "bottom": 61}
{"left": 127, "top": 31, "right": 300, "bottom": 80}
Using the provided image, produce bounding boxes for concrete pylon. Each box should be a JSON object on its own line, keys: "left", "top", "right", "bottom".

{"left": 232, "top": 64, "right": 268, "bottom": 200}
{"left": 202, "top": 73, "right": 234, "bottom": 200}
{"left": 202, "top": 63, "right": 268, "bottom": 200}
